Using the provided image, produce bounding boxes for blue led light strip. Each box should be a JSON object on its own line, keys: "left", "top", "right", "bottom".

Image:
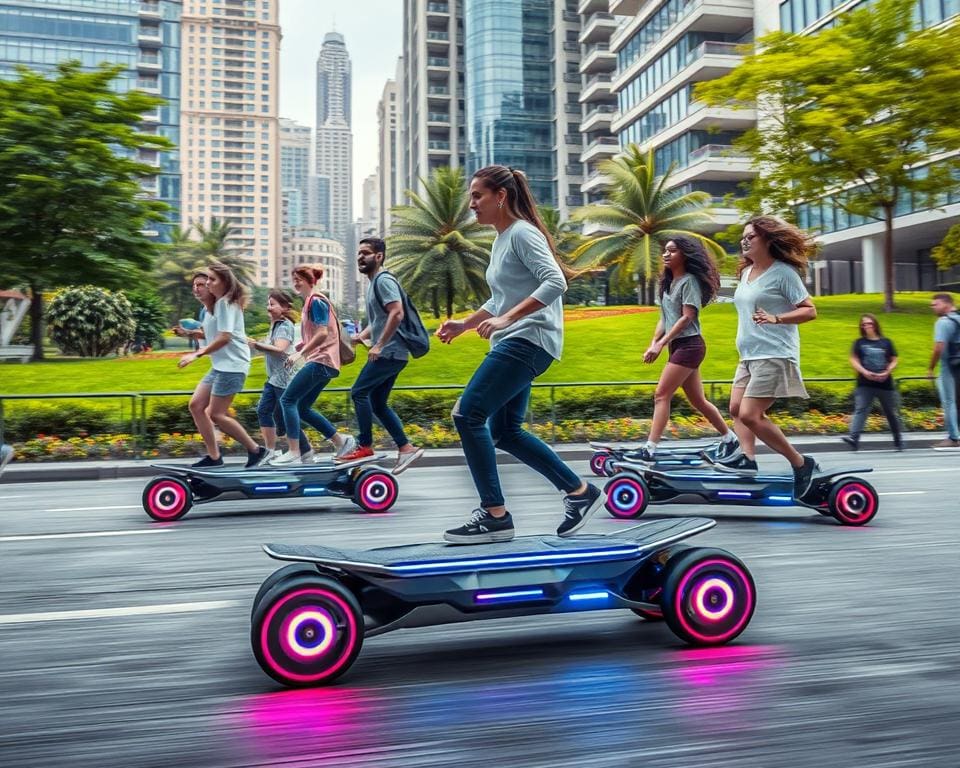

{"left": 390, "top": 546, "right": 642, "bottom": 574}
{"left": 253, "top": 484, "right": 290, "bottom": 493}
{"left": 568, "top": 591, "right": 610, "bottom": 602}
{"left": 302, "top": 486, "right": 328, "bottom": 496}
{"left": 717, "top": 491, "right": 752, "bottom": 499}
{"left": 768, "top": 494, "right": 793, "bottom": 502}
{"left": 475, "top": 589, "right": 545, "bottom": 602}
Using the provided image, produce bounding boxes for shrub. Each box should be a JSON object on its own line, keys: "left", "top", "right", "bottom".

{"left": 2, "top": 401, "right": 121, "bottom": 441}
{"left": 122, "top": 288, "right": 169, "bottom": 351}
{"left": 46, "top": 286, "right": 135, "bottom": 357}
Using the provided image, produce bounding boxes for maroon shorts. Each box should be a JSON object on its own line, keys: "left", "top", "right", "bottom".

{"left": 668, "top": 335, "right": 706, "bottom": 369}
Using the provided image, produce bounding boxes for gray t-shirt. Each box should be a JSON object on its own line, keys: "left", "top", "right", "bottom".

{"left": 366, "top": 271, "right": 409, "bottom": 361}
{"left": 264, "top": 318, "right": 295, "bottom": 387}
{"left": 734, "top": 262, "right": 809, "bottom": 363}
{"left": 660, "top": 274, "right": 702, "bottom": 339}
{"left": 480, "top": 219, "right": 567, "bottom": 360}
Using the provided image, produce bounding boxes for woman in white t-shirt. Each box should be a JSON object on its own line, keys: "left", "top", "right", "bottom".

{"left": 178, "top": 261, "right": 266, "bottom": 468}
{"left": 709, "top": 216, "right": 818, "bottom": 501}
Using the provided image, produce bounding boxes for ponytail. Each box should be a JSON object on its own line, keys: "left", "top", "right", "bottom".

{"left": 472, "top": 165, "right": 576, "bottom": 279}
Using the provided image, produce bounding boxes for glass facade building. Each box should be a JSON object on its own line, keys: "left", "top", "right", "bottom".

{"left": 0, "top": 0, "right": 182, "bottom": 237}
{"left": 779, "top": 0, "right": 960, "bottom": 33}
{"left": 463, "top": 0, "right": 555, "bottom": 205}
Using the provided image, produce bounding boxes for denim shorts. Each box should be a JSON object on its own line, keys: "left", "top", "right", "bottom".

{"left": 201, "top": 369, "right": 247, "bottom": 397}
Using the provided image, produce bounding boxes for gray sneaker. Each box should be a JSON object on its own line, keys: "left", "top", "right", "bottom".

{"left": 334, "top": 434, "right": 357, "bottom": 459}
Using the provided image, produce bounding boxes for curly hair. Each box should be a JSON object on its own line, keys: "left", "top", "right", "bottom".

{"left": 659, "top": 236, "right": 721, "bottom": 306}
{"left": 738, "top": 215, "right": 816, "bottom": 278}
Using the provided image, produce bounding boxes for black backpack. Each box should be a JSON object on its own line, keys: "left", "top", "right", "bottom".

{"left": 947, "top": 314, "right": 960, "bottom": 371}
{"left": 371, "top": 272, "right": 431, "bottom": 358}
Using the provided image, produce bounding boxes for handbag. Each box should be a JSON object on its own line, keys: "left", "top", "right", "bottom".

{"left": 307, "top": 294, "right": 356, "bottom": 366}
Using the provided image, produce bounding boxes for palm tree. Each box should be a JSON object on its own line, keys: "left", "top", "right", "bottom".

{"left": 568, "top": 144, "right": 726, "bottom": 304}
{"left": 155, "top": 227, "right": 203, "bottom": 322}
{"left": 192, "top": 217, "right": 255, "bottom": 286}
{"left": 387, "top": 166, "right": 494, "bottom": 318}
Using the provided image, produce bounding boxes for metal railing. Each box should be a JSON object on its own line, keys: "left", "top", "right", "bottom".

{"left": 0, "top": 377, "right": 937, "bottom": 453}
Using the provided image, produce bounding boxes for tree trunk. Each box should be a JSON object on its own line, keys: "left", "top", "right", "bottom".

{"left": 431, "top": 287, "right": 440, "bottom": 319}
{"left": 29, "top": 282, "right": 44, "bottom": 361}
{"left": 445, "top": 276, "right": 453, "bottom": 318}
{"left": 883, "top": 203, "right": 896, "bottom": 312}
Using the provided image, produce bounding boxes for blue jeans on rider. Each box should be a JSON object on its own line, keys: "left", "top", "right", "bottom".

{"left": 279, "top": 362, "right": 339, "bottom": 445}
{"left": 257, "top": 383, "right": 311, "bottom": 453}
{"left": 453, "top": 337, "right": 581, "bottom": 509}
{"left": 351, "top": 357, "right": 410, "bottom": 448}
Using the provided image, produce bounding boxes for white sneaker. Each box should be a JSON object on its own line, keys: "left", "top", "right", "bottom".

{"left": 334, "top": 434, "right": 357, "bottom": 459}
{"left": 258, "top": 448, "right": 276, "bottom": 466}
{"left": 301, "top": 449, "right": 316, "bottom": 464}
{"left": 269, "top": 451, "right": 300, "bottom": 466}
{"left": 0, "top": 444, "right": 13, "bottom": 476}
{"left": 393, "top": 447, "right": 424, "bottom": 475}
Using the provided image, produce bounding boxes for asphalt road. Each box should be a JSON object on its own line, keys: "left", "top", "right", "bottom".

{"left": 1, "top": 450, "right": 959, "bottom": 768}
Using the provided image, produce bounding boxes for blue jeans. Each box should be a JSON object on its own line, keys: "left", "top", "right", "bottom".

{"left": 257, "top": 383, "right": 311, "bottom": 453}
{"left": 279, "top": 362, "right": 338, "bottom": 444}
{"left": 453, "top": 338, "right": 581, "bottom": 509}
{"left": 937, "top": 365, "right": 960, "bottom": 440}
{"left": 351, "top": 357, "right": 409, "bottom": 448}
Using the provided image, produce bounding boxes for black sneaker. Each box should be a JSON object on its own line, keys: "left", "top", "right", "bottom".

{"left": 713, "top": 455, "right": 759, "bottom": 475}
{"left": 714, "top": 435, "right": 741, "bottom": 462}
{"left": 893, "top": 440, "right": 903, "bottom": 452}
{"left": 245, "top": 446, "right": 268, "bottom": 469}
{"left": 557, "top": 483, "right": 603, "bottom": 537}
{"left": 841, "top": 436, "right": 859, "bottom": 451}
{"left": 444, "top": 509, "right": 515, "bottom": 544}
{"left": 793, "top": 455, "right": 819, "bottom": 499}
{"left": 191, "top": 455, "right": 224, "bottom": 468}
{"left": 625, "top": 446, "right": 656, "bottom": 463}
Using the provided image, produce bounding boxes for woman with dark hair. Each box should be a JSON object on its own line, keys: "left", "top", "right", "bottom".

{"left": 178, "top": 261, "right": 266, "bottom": 468}
{"left": 249, "top": 289, "right": 314, "bottom": 463}
{"left": 436, "top": 165, "right": 602, "bottom": 543}
{"left": 843, "top": 313, "right": 903, "bottom": 451}
{"left": 709, "top": 215, "right": 819, "bottom": 500}
{"left": 633, "top": 236, "right": 737, "bottom": 462}
{"left": 270, "top": 263, "right": 356, "bottom": 465}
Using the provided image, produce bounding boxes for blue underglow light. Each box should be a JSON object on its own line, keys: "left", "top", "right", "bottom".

{"left": 717, "top": 491, "right": 752, "bottom": 499}
{"left": 475, "top": 588, "right": 545, "bottom": 603}
{"left": 768, "top": 494, "right": 793, "bottom": 502}
{"left": 391, "top": 546, "right": 641, "bottom": 574}
{"left": 302, "top": 486, "right": 328, "bottom": 496}
{"left": 568, "top": 591, "right": 611, "bottom": 602}
{"left": 253, "top": 484, "right": 290, "bottom": 493}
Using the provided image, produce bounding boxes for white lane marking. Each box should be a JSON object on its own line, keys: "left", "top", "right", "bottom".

{"left": 878, "top": 491, "right": 926, "bottom": 496}
{"left": 872, "top": 468, "right": 955, "bottom": 475}
{"left": 0, "top": 600, "right": 240, "bottom": 625}
{"left": 42, "top": 505, "right": 141, "bottom": 512}
{"left": 0, "top": 529, "right": 172, "bottom": 542}
{"left": 0, "top": 495, "right": 32, "bottom": 499}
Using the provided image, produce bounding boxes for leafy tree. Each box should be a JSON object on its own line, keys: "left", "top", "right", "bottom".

{"left": 47, "top": 286, "right": 135, "bottom": 357}
{"left": 0, "top": 62, "right": 171, "bottom": 359}
{"left": 932, "top": 222, "right": 960, "bottom": 271}
{"left": 155, "top": 227, "right": 200, "bottom": 322}
{"left": 192, "top": 217, "right": 255, "bottom": 285}
{"left": 387, "top": 166, "right": 494, "bottom": 318}
{"left": 568, "top": 144, "right": 725, "bottom": 304}
{"left": 539, "top": 204, "right": 601, "bottom": 305}
{"left": 122, "top": 288, "right": 169, "bottom": 351}
{"left": 695, "top": 0, "right": 960, "bottom": 311}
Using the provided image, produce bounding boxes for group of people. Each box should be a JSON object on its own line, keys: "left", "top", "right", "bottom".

{"left": 174, "top": 239, "right": 425, "bottom": 477}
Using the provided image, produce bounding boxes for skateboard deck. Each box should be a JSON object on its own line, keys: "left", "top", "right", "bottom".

{"left": 264, "top": 517, "right": 715, "bottom": 576}
{"left": 641, "top": 466, "right": 873, "bottom": 483}
{"left": 152, "top": 454, "right": 387, "bottom": 477}
{"left": 591, "top": 440, "right": 716, "bottom": 455}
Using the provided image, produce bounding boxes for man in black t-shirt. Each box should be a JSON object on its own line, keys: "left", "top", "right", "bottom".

{"left": 843, "top": 315, "right": 903, "bottom": 451}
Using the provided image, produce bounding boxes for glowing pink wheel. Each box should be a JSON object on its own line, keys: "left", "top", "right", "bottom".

{"left": 661, "top": 548, "right": 756, "bottom": 646}
{"left": 352, "top": 469, "right": 399, "bottom": 513}
{"left": 828, "top": 478, "right": 878, "bottom": 526}
{"left": 251, "top": 576, "right": 364, "bottom": 687}
{"left": 603, "top": 474, "right": 649, "bottom": 519}
{"left": 589, "top": 452, "right": 611, "bottom": 476}
{"left": 142, "top": 476, "right": 193, "bottom": 521}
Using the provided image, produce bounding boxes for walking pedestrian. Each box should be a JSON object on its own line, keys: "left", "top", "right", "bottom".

{"left": 928, "top": 292, "right": 960, "bottom": 449}
{"left": 842, "top": 313, "right": 903, "bottom": 451}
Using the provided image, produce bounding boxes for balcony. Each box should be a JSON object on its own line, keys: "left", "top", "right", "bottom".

{"left": 565, "top": 164, "right": 584, "bottom": 176}
{"left": 610, "top": 0, "right": 642, "bottom": 14}
{"left": 580, "top": 135, "right": 620, "bottom": 163}
{"left": 562, "top": 10, "right": 580, "bottom": 22}
{"left": 579, "top": 42, "right": 616, "bottom": 75}
{"left": 427, "top": 85, "right": 451, "bottom": 102}
{"left": 668, "top": 145, "right": 755, "bottom": 187}
{"left": 579, "top": 12, "right": 618, "bottom": 44}
{"left": 427, "top": 57, "right": 450, "bottom": 69}
{"left": 138, "top": 28, "right": 162, "bottom": 47}
{"left": 580, "top": 104, "right": 617, "bottom": 132}
{"left": 139, "top": 0, "right": 161, "bottom": 19}
{"left": 136, "top": 78, "right": 160, "bottom": 94}
{"left": 563, "top": 72, "right": 580, "bottom": 84}
{"left": 427, "top": 111, "right": 451, "bottom": 124}
{"left": 427, "top": 2, "right": 449, "bottom": 14}
{"left": 563, "top": 41, "right": 580, "bottom": 53}
{"left": 564, "top": 103, "right": 581, "bottom": 115}
{"left": 428, "top": 140, "right": 451, "bottom": 152}
{"left": 579, "top": 73, "right": 612, "bottom": 102}
{"left": 426, "top": 30, "right": 450, "bottom": 48}
{"left": 137, "top": 54, "right": 161, "bottom": 72}
{"left": 581, "top": 170, "right": 611, "bottom": 194}
{"left": 578, "top": 0, "right": 610, "bottom": 13}
{"left": 141, "top": 109, "right": 160, "bottom": 123}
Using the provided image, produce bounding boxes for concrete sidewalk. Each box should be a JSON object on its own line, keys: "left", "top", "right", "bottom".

{"left": 0, "top": 432, "right": 945, "bottom": 484}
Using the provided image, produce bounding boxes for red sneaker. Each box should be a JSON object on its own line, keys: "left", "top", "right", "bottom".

{"left": 336, "top": 445, "right": 375, "bottom": 463}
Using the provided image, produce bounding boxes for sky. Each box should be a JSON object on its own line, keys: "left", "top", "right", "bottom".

{"left": 278, "top": 0, "right": 403, "bottom": 216}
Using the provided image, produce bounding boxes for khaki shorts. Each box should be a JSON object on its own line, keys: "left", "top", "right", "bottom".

{"left": 733, "top": 359, "right": 808, "bottom": 399}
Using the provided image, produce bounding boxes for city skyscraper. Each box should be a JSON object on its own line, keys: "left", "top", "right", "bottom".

{"left": 179, "top": 0, "right": 281, "bottom": 286}
{"left": 463, "top": 0, "right": 555, "bottom": 205}
{"left": 279, "top": 117, "right": 311, "bottom": 228}
{"left": 0, "top": 0, "right": 182, "bottom": 238}
{"left": 401, "top": 0, "right": 465, "bottom": 195}
{"left": 377, "top": 57, "right": 403, "bottom": 234}
{"left": 315, "top": 31, "right": 352, "bottom": 244}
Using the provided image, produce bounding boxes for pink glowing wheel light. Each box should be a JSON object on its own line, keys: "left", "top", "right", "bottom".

{"left": 281, "top": 609, "right": 336, "bottom": 659}
{"left": 692, "top": 577, "right": 735, "bottom": 622}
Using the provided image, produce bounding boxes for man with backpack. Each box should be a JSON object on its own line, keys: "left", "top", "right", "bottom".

{"left": 928, "top": 292, "right": 960, "bottom": 449}
{"left": 338, "top": 236, "right": 429, "bottom": 473}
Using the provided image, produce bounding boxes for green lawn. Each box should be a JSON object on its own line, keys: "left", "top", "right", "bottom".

{"left": 0, "top": 293, "right": 939, "bottom": 395}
